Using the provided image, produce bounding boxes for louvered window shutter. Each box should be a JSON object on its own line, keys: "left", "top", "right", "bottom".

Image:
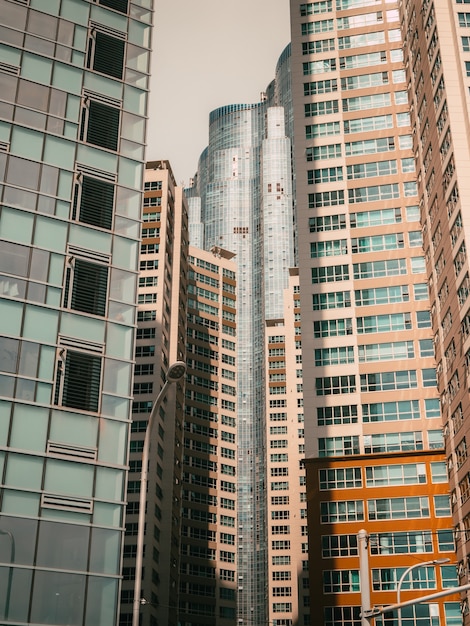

{"left": 87, "top": 101, "right": 120, "bottom": 151}
{"left": 93, "top": 32, "right": 125, "bottom": 79}
{"left": 80, "top": 176, "right": 114, "bottom": 230}
{"left": 63, "top": 351, "right": 101, "bottom": 412}
{"left": 72, "top": 260, "right": 108, "bottom": 316}
{"left": 99, "top": 0, "right": 128, "bottom": 13}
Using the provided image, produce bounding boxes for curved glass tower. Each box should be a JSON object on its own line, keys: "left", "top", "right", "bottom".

{"left": 187, "top": 100, "right": 294, "bottom": 623}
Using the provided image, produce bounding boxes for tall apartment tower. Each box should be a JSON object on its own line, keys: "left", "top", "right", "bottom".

{"left": 401, "top": 0, "right": 470, "bottom": 617}
{"left": 287, "top": 0, "right": 458, "bottom": 623}
{"left": 0, "top": 1, "right": 152, "bottom": 624}
{"left": 120, "top": 161, "right": 188, "bottom": 626}
{"left": 187, "top": 103, "right": 295, "bottom": 623}
{"left": 265, "top": 269, "right": 311, "bottom": 626}
{"left": 179, "top": 245, "right": 238, "bottom": 626}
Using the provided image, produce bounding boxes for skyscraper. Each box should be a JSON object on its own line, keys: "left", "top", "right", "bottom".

{"left": 402, "top": 1, "right": 470, "bottom": 619}
{"left": 121, "top": 160, "right": 188, "bottom": 626}
{"left": 287, "top": 0, "right": 458, "bottom": 623}
{"left": 187, "top": 103, "right": 295, "bottom": 624}
{"left": 0, "top": 1, "right": 152, "bottom": 623}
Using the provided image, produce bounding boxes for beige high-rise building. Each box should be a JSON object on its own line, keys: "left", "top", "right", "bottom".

{"left": 120, "top": 161, "right": 188, "bottom": 626}
{"left": 287, "top": 0, "right": 459, "bottom": 623}
{"left": 402, "top": 1, "right": 470, "bottom": 620}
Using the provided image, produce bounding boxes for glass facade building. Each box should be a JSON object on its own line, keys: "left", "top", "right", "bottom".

{"left": 0, "top": 1, "right": 152, "bottom": 623}
{"left": 187, "top": 103, "right": 295, "bottom": 623}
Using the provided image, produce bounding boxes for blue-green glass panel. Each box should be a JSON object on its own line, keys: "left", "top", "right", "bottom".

{"left": 95, "top": 467, "right": 123, "bottom": 501}
{"left": 10, "top": 127, "right": 43, "bottom": 160}
{"left": 106, "top": 322, "right": 133, "bottom": 359}
{"left": 123, "top": 85, "right": 146, "bottom": 116}
{"left": 44, "top": 459, "right": 94, "bottom": 498}
{"left": 0, "top": 300, "right": 24, "bottom": 335}
{"left": 71, "top": 50, "right": 85, "bottom": 66}
{"left": 89, "top": 527, "right": 121, "bottom": 574}
{"left": 34, "top": 215, "right": 68, "bottom": 252}
{"left": 30, "top": 570, "right": 85, "bottom": 625}
{"left": 103, "top": 358, "right": 132, "bottom": 395}
{"left": 38, "top": 345, "right": 56, "bottom": 380}
{"left": 5, "top": 455, "right": 43, "bottom": 489}
{"left": 1, "top": 491, "right": 39, "bottom": 516}
{"left": 0, "top": 401, "right": 11, "bottom": 445}
{"left": 112, "top": 236, "right": 138, "bottom": 270}
{"left": 118, "top": 156, "right": 143, "bottom": 189}
{"left": 21, "top": 52, "right": 52, "bottom": 84}
{"left": 0, "top": 567, "right": 33, "bottom": 623}
{"left": 93, "top": 502, "right": 121, "bottom": 526}
{"left": 50, "top": 410, "right": 97, "bottom": 449}
{"left": 66, "top": 94, "right": 81, "bottom": 121}
{"left": 101, "top": 394, "right": 129, "bottom": 419}
{"left": 97, "top": 419, "right": 127, "bottom": 464}
{"left": 128, "top": 20, "right": 151, "bottom": 47}
{"left": 61, "top": 0, "right": 89, "bottom": 24}
{"left": 0, "top": 207, "right": 34, "bottom": 244}
{"left": 46, "top": 286, "right": 62, "bottom": 307}
{"left": 76, "top": 144, "right": 117, "bottom": 174}
{"left": 41, "top": 508, "right": 89, "bottom": 523}
{"left": 10, "top": 405, "right": 48, "bottom": 452}
{"left": 43, "top": 135, "right": 75, "bottom": 169}
{"left": 48, "top": 252, "right": 65, "bottom": 284}
{"left": 0, "top": 121, "right": 11, "bottom": 142}
{"left": 23, "top": 305, "right": 58, "bottom": 343}
{"left": 52, "top": 62, "right": 83, "bottom": 95}
{"left": 59, "top": 312, "right": 105, "bottom": 345}
{"left": 84, "top": 72, "right": 122, "bottom": 101}
{"left": 30, "top": 0, "right": 60, "bottom": 14}
{"left": 58, "top": 170, "right": 73, "bottom": 199}
{"left": 0, "top": 44, "right": 21, "bottom": 66}
{"left": 36, "top": 383, "right": 52, "bottom": 404}
{"left": 68, "top": 223, "right": 111, "bottom": 254}
{"left": 55, "top": 200, "right": 70, "bottom": 219}
{"left": 90, "top": 5, "right": 127, "bottom": 31}
{"left": 36, "top": 520, "right": 89, "bottom": 570}
{"left": 85, "top": 577, "right": 118, "bottom": 626}
{"left": 64, "top": 121, "right": 78, "bottom": 139}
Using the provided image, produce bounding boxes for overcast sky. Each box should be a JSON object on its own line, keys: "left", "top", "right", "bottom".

{"left": 146, "top": 0, "right": 291, "bottom": 186}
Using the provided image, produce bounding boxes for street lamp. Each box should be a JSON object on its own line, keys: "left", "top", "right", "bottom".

{"left": 396, "top": 558, "right": 450, "bottom": 626}
{"left": 132, "top": 360, "right": 186, "bottom": 626}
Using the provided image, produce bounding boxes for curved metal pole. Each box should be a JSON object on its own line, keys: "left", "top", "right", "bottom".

{"left": 397, "top": 559, "right": 448, "bottom": 626}
{"left": 132, "top": 378, "right": 170, "bottom": 626}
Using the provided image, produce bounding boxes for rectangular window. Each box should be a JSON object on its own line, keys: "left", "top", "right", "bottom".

{"left": 317, "top": 405, "right": 358, "bottom": 426}
{"left": 372, "top": 566, "right": 435, "bottom": 591}
{"left": 353, "top": 258, "right": 407, "bottom": 279}
{"left": 319, "top": 467, "right": 362, "bottom": 490}
{"left": 304, "top": 78, "right": 337, "bottom": 95}
{"left": 312, "top": 264, "right": 349, "bottom": 283}
{"left": 301, "top": 19, "right": 334, "bottom": 35}
{"left": 306, "top": 121, "right": 340, "bottom": 138}
{"left": 355, "top": 285, "right": 409, "bottom": 307}
{"left": 80, "top": 98, "right": 120, "bottom": 151}
{"left": 305, "top": 100, "right": 339, "bottom": 116}
{"left": 323, "top": 570, "right": 360, "bottom": 593}
{"left": 55, "top": 347, "right": 102, "bottom": 412}
{"left": 347, "top": 159, "right": 397, "bottom": 179}
{"left": 365, "top": 464, "right": 426, "bottom": 487}
{"left": 87, "top": 29, "right": 125, "bottom": 79}
{"left": 368, "top": 497, "right": 430, "bottom": 520}
{"left": 319, "top": 435, "right": 359, "bottom": 456}
{"left": 321, "top": 534, "right": 358, "bottom": 558}
{"left": 341, "top": 71, "right": 388, "bottom": 91}
{"left": 357, "top": 313, "right": 411, "bottom": 334}
{"left": 315, "top": 346, "right": 354, "bottom": 365}
{"left": 362, "top": 400, "right": 420, "bottom": 423}
{"left": 360, "top": 370, "right": 417, "bottom": 392}
{"left": 309, "top": 190, "right": 345, "bottom": 208}
{"left": 344, "top": 114, "right": 393, "bottom": 134}
{"left": 314, "top": 318, "right": 352, "bottom": 337}
{"left": 311, "top": 239, "right": 347, "bottom": 257}
{"left": 358, "top": 341, "right": 414, "bottom": 362}
{"left": 364, "top": 431, "right": 422, "bottom": 454}
{"left": 320, "top": 500, "right": 364, "bottom": 523}
{"left": 370, "top": 531, "right": 432, "bottom": 555}
{"left": 348, "top": 183, "right": 399, "bottom": 203}
{"left": 73, "top": 174, "right": 114, "bottom": 230}
{"left": 313, "top": 290, "right": 351, "bottom": 310}
{"left": 345, "top": 136, "right": 394, "bottom": 156}
{"left": 64, "top": 256, "right": 109, "bottom": 317}
{"left": 316, "top": 375, "right": 356, "bottom": 396}
{"left": 350, "top": 207, "right": 401, "bottom": 227}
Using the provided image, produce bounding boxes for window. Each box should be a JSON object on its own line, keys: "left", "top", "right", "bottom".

{"left": 305, "top": 100, "right": 339, "bottom": 116}
{"left": 87, "top": 29, "right": 125, "bottom": 79}
{"left": 348, "top": 183, "right": 399, "bottom": 203}
{"left": 319, "top": 435, "right": 359, "bottom": 456}
{"left": 370, "top": 531, "right": 432, "bottom": 555}
{"left": 313, "top": 290, "right": 351, "bottom": 310}
{"left": 353, "top": 258, "right": 407, "bottom": 279}
{"left": 364, "top": 431, "right": 422, "bottom": 453}
{"left": 351, "top": 232, "right": 403, "bottom": 253}
{"left": 317, "top": 405, "right": 358, "bottom": 426}
{"left": 437, "top": 530, "right": 455, "bottom": 552}
{"left": 434, "top": 495, "right": 451, "bottom": 517}
{"left": 358, "top": 341, "right": 414, "bottom": 362}
{"left": 363, "top": 400, "right": 419, "bottom": 423}
{"left": 309, "top": 167, "right": 343, "bottom": 183}
{"left": 311, "top": 264, "right": 349, "bottom": 283}
{"left": 350, "top": 207, "right": 401, "bottom": 227}
{"left": 80, "top": 98, "right": 120, "bottom": 151}
{"left": 346, "top": 136, "right": 395, "bottom": 156}
{"left": 372, "top": 566, "right": 436, "bottom": 591}
{"left": 306, "top": 121, "right": 340, "bottom": 138}
{"left": 55, "top": 347, "right": 102, "bottom": 412}
{"left": 73, "top": 174, "right": 114, "bottom": 230}
{"left": 357, "top": 313, "right": 411, "bottom": 334}
{"left": 98, "top": 0, "right": 128, "bottom": 12}
{"left": 344, "top": 114, "right": 393, "bottom": 134}
{"left": 366, "top": 464, "right": 426, "bottom": 487}
{"left": 309, "top": 213, "right": 346, "bottom": 231}
{"left": 319, "top": 467, "right": 362, "bottom": 490}
{"left": 355, "top": 286, "right": 409, "bottom": 307}
{"left": 303, "top": 38, "right": 335, "bottom": 54}
{"left": 303, "top": 58, "right": 337, "bottom": 75}
{"left": 347, "top": 160, "right": 397, "bottom": 179}
{"left": 311, "top": 239, "right": 347, "bottom": 257}
{"left": 320, "top": 500, "right": 364, "bottom": 523}
{"left": 323, "top": 570, "right": 360, "bottom": 593}
{"left": 64, "top": 255, "right": 109, "bottom": 316}
{"left": 301, "top": 19, "right": 334, "bottom": 35}
{"left": 304, "top": 78, "right": 337, "bottom": 95}
{"left": 321, "top": 535, "right": 358, "bottom": 558}
{"left": 309, "top": 190, "right": 345, "bottom": 208}
{"left": 324, "top": 607, "right": 361, "bottom": 626}
{"left": 315, "top": 346, "right": 354, "bottom": 365}
{"left": 343, "top": 92, "right": 390, "bottom": 112}
{"left": 368, "top": 497, "right": 430, "bottom": 520}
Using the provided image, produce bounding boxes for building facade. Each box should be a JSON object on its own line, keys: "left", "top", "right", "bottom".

{"left": 401, "top": 2, "right": 470, "bottom": 619}
{"left": 287, "top": 0, "right": 459, "bottom": 623}
{"left": 0, "top": 0, "right": 152, "bottom": 624}
{"left": 187, "top": 102, "right": 295, "bottom": 624}
{"left": 179, "top": 245, "right": 238, "bottom": 625}
{"left": 120, "top": 161, "right": 188, "bottom": 626}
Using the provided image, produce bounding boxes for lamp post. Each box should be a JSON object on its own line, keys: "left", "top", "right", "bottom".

{"left": 132, "top": 361, "right": 186, "bottom": 626}
{"left": 396, "top": 558, "right": 450, "bottom": 626}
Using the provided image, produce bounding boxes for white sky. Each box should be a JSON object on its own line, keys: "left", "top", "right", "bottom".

{"left": 146, "top": 0, "right": 291, "bottom": 187}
